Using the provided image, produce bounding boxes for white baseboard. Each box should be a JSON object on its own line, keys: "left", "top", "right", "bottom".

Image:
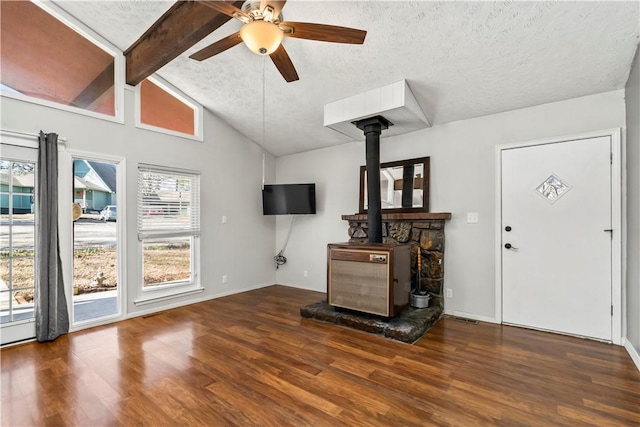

{"left": 71, "top": 314, "right": 126, "bottom": 332}
{"left": 277, "top": 282, "right": 326, "bottom": 293}
{"left": 134, "top": 287, "right": 205, "bottom": 306}
{"left": 446, "top": 310, "right": 499, "bottom": 324}
{"left": 205, "top": 281, "right": 275, "bottom": 300}
{"left": 127, "top": 294, "right": 211, "bottom": 319}
{"left": 624, "top": 339, "right": 640, "bottom": 372}
{"left": 0, "top": 338, "right": 36, "bottom": 348}
{"left": 127, "top": 281, "right": 275, "bottom": 320}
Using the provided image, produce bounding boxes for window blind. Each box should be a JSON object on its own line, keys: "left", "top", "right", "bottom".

{"left": 137, "top": 165, "right": 200, "bottom": 240}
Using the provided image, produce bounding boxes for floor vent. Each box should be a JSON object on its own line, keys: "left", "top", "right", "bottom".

{"left": 446, "top": 315, "right": 479, "bottom": 325}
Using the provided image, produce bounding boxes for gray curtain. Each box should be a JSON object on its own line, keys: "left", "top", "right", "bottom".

{"left": 36, "top": 131, "right": 69, "bottom": 342}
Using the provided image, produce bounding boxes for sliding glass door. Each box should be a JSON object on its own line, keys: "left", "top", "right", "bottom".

{"left": 1, "top": 143, "right": 38, "bottom": 345}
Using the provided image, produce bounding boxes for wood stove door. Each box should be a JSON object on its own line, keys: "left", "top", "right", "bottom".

{"left": 328, "top": 248, "right": 391, "bottom": 317}
{"left": 501, "top": 136, "right": 612, "bottom": 341}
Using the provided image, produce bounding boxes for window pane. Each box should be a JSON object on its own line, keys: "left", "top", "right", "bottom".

{"left": 0, "top": 155, "right": 37, "bottom": 333}
{"left": 140, "top": 80, "right": 195, "bottom": 135}
{"left": 73, "top": 248, "right": 117, "bottom": 291}
{"left": 0, "top": 257, "right": 9, "bottom": 288}
{"left": 137, "top": 168, "right": 200, "bottom": 239}
{"left": 11, "top": 194, "right": 34, "bottom": 215}
{"left": 12, "top": 289, "right": 34, "bottom": 305}
{"left": 11, "top": 222, "right": 35, "bottom": 251}
{"left": 0, "top": 291, "right": 10, "bottom": 324}
{"left": 10, "top": 255, "right": 34, "bottom": 290}
{"left": 1, "top": 1, "right": 115, "bottom": 116}
{"left": 143, "top": 238, "right": 191, "bottom": 287}
{"left": 72, "top": 158, "right": 119, "bottom": 323}
{"left": 0, "top": 233, "right": 8, "bottom": 255}
{"left": 11, "top": 290, "right": 35, "bottom": 321}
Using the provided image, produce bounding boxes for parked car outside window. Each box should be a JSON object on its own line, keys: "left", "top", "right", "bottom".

{"left": 99, "top": 205, "right": 117, "bottom": 221}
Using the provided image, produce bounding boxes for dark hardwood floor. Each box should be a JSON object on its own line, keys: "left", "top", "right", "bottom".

{"left": 2, "top": 285, "right": 639, "bottom": 426}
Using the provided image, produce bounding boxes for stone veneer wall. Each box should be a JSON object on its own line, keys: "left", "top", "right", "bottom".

{"left": 343, "top": 213, "right": 451, "bottom": 309}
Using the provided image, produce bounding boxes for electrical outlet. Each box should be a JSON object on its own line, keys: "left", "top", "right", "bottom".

{"left": 222, "top": 275, "right": 228, "bottom": 284}
{"left": 467, "top": 212, "right": 479, "bottom": 223}
{"left": 303, "top": 270, "right": 308, "bottom": 277}
{"left": 446, "top": 288, "right": 453, "bottom": 298}
{"left": 222, "top": 215, "right": 227, "bottom": 224}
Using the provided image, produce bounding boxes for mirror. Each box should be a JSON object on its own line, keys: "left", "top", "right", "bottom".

{"left": 359, "top": 157, "right": 430, "bottom": 213}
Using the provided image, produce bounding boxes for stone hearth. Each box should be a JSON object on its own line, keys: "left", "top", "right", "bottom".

{"left": 301, "top": 213, "right": 451, "bottom": 342}
{"left": 342, "top": 212, "right": 451, "bottom": 308}
{"left": 301, "top": 302, "right": 442, "bottom": 344}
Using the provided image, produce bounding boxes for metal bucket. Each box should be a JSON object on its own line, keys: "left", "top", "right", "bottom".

{"left": 410, "top": 293, "right": 430, "bottom": 308}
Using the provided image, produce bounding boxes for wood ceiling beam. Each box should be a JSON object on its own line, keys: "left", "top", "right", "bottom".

{"left": 124, "top": 0, "right": 244, "bottom": 86}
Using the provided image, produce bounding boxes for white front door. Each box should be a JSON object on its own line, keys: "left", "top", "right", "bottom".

{"left": 501, "top": 136, "right": 612, "bottom": 341}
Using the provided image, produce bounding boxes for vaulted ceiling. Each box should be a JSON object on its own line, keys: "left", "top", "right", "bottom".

{"left": 53, "top": 1, "right": 640, "bottom": 157}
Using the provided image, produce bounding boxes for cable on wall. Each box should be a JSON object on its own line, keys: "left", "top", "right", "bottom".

{"left": 275, "top": 215, "right": 297, "bottom": 269}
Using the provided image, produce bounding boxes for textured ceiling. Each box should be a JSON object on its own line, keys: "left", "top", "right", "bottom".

{"left": 54, "top": 1, "right": 640, "bottom": 157}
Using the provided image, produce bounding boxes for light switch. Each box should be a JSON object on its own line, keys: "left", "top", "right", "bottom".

{"left": 467, "top": 212, "right": 479, "bottom": 223}
{"left": 222, "top": 215, "right": 227, "bottom": 224}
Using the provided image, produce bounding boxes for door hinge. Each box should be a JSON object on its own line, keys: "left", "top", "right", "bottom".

{"left": 611, "top": 305, "right": 613, "bottom": 316}
{"left": 610, "top": 152, "right": 613, "bottom": 164}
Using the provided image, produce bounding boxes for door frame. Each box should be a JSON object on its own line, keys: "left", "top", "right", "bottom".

{"left": 58, "top": 148, "right": 127, "bottom": 331}
{"left": 494, "top": 128, "right": 622, "bottom": 345}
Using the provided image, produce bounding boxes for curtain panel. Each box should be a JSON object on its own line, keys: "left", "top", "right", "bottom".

{"left": 35, "top": 131, "right": 69, "bottom": 341}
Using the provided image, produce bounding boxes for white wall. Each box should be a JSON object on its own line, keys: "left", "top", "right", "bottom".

{"left": 625, "top": 45, "right": 640, "bottom": 366}
{"left": 275, "top": 90, "right": 626, "bottom": 321}
{"left": 2, "top": 82, "right": 630, "bottom": 334}
{"left": 1, "top": 88, "right": 276, "bottom": 319}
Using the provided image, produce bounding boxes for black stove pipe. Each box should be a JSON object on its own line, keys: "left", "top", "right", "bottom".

{"left": 353, "top": 116, "right": 392, "bottom": 244}
{"left": 402, "top": 165, "right": 415, "bottom": 208}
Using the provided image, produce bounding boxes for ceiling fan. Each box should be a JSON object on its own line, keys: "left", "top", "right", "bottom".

{"left": 190, "top": 0, "right": 367, "bottom": 82}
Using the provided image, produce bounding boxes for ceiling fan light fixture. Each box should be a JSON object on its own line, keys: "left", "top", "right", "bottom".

{"left": 240, "top": 20, "right": 283, "bottom": 55}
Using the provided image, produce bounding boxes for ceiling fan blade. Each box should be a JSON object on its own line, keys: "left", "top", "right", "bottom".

{"left": 280, "top": 22, "right": 366, "bottom": 44}
{"left": 199, "top": 0, "right": 251, "bottom": 22}
{"left": 261, "top": 0, "right": 287, "bottom": 19}
{"left": 190, "top": 32, "right": 242, "bottom": 61}
{"left": 270, "top": 44, "right": 299, "bottom": 82}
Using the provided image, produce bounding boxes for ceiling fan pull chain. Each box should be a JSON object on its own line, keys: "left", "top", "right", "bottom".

{"left": 262, "top": 56, "right": 266, "bottom": 148}
{"left": 260, "top": 56, "right": 267, "bottom": 188}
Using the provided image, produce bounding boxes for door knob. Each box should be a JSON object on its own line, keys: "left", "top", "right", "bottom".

{"left": 504, "top": 243, "right": 518, "bottom": 250}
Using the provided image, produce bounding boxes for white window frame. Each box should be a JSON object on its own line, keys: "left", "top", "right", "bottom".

{"left": 135, "top": 75, "right": 204, "bottom": 142}
{"left": 0, "top": 1, "right": 125, "bottom": 124}
{"left": 135, "top": 164, "right": 202, "bottom": 305}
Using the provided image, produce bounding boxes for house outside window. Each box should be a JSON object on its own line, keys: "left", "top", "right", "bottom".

{"left": 137, "top": 165, "right": 200, "bottom": 291}
{"left": 73, "top": 160, "right": 117, "bottom": 212}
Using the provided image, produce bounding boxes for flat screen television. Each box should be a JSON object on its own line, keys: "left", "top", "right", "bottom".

{"left": 262, "top": 183, "right": 316, "bottom": 215}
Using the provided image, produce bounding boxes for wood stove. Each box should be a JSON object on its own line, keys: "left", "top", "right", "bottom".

{"left": 327, "top": 242, "right": 410, "bottom": 317}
